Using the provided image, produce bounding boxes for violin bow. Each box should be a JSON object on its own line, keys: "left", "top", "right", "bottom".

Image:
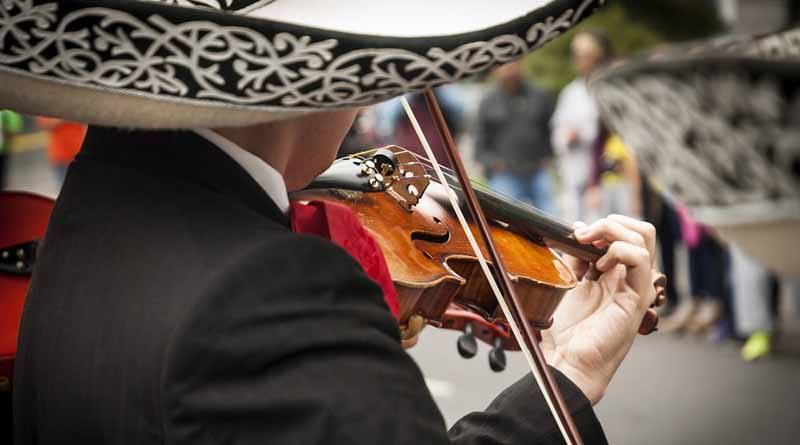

{"left": 401, "top": 90, "right": 583, "bottom": 445}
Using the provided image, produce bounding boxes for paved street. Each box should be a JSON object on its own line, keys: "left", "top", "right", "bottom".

{"left": 6, "top": 146, "right": 800, "bottom": 445}
{"left": 409, "top": 326, "right": 800, "bottom": 445}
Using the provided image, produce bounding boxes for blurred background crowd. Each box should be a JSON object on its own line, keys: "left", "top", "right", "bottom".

{"left": 2, "top": 1, "right": 799, "bottom": 443}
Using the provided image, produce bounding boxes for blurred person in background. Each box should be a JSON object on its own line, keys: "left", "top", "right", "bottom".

{"left": 35, "top": 117, "right": 87, "bottom": 186}
{"left": 640, "top": 178, "right": 684, "bottom": 319}
{"left": 474, "top": 59, "right": 556, "bottom": 213}
{"left": 551, "top": 31, "right": 613, "bottom": 222}
{"left": 0, "top": 110, "right": 23, "bottom": 189}
{"left": 584, "top": 133, "right": 641, "bottom": 220}
{"left": 686, "top": 229, "right": 732, "bottom": 340}
{"left": 661, "top": 205, "right": 732, "bottom": 339}
{"left": 731, "top": 246, "right": 790, "bottom": 362}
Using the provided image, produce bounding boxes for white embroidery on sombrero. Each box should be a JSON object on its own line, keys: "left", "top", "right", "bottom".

{"left": 707, "top": 28, "right": 800, "bottom": 60}
{"left": 153, "top": 0, "right": 277, "bottom": 13}
{"left": 163, "top": 0, "right": 235, "bottom": 8}
{"left": 594, "top": 71, "right": 800, "bottom": 212}
{"left": 0, "top": 0, "right": 601, "bottom": 110}
{"left": 601, "top": 28, "right": 800, "bottom": 78}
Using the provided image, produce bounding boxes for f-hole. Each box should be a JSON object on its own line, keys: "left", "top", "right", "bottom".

{"left": 410, "top": 216, "right": 451, "bottom": 244}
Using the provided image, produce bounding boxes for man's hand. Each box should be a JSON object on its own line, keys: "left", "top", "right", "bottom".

{"left": 541, "top": 215, "right": 659, "bottom": 405}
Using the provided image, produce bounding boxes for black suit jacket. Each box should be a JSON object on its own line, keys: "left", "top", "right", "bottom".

{"left": 13, "top": 127, "right": 606, "bottom": 444}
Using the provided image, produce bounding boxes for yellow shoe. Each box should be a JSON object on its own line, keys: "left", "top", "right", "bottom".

{"left": 741, "top": 330, "right": 771, "bottom": 362}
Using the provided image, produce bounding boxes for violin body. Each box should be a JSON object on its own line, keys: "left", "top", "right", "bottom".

{"left": 0, "top": 191, "right": 54, "bottom": 439}
{"left": 294, "top": 184, "right": 577, "bottom": 349}
{"left": 0, "top": 192, "right": 54, "bottom": 387}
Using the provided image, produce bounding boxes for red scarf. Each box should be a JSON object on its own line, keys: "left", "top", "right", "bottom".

{"left": 290, "top": 200, "right": 400, "bottom": 319}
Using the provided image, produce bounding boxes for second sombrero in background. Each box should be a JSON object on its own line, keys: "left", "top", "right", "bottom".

{"left": 591, "top": 27, "right": 800, "bottom": 278}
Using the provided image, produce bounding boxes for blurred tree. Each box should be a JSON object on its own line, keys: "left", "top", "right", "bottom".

{"left": 525, "top": 0, "right": 723, "bottom": 92}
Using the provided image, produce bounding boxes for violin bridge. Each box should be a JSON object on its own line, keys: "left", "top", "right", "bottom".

{"left": 376, "top": 146, "right": 431, "bottom": 211}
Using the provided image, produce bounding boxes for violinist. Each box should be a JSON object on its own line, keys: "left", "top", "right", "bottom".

{"left": 4, "top": 1, "right": 660, "bottom": 444}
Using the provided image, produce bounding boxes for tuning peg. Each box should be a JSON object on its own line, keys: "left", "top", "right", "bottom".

{"left": 638, "top": 308, "right": 659, "bottom": 335}
{"left": 488, "top": 337, "right": 506, "bottom": 372}
{"left": 456, "top": 322, "right": 478, "bottom": 359}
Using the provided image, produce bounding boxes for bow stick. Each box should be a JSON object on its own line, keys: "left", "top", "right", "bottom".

{"left": 400, "top": 90, "right": 583, "bottom": 445}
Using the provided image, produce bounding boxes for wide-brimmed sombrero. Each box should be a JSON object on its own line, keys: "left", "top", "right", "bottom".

{"left": 0, "top": 0, "right": 604, "bottom": 128}
{"left": 591, "top": 27, "right": 800, "bottom": 277}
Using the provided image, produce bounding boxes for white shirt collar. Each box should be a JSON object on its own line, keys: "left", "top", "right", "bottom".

{"left": 194, "top": 129, "right": 290, "bottom": 215}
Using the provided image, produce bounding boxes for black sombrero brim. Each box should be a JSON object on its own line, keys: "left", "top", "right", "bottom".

{"left": 0, "top": 0, "right": 605, "bottom": 128}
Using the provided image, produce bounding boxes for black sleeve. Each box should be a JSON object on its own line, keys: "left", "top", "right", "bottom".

{"left": 449, "top": 369, "right": 607, "bottom": 444}
{"left": 163, "top": 234, "right": 606, "bottom": 444}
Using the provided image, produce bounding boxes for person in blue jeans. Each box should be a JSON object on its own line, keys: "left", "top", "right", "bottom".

{"left": 474, "top": 59, "right": 555, "bottom": 214}
{"left": 487, "top": 167, "right": 555, "bottom": 214}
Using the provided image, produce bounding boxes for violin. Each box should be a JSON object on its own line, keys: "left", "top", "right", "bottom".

{"left": 0, "top": 191, "right": 54, "bottom": 438}
{"left": 293, "top": 145, "right": 665, "bottom": 370}
{"left": 0, "top": 192, "right": 53, "bottom": 388}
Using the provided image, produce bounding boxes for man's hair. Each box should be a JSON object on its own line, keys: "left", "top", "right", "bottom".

{"left": 572, "top": 30, "right": 614, "bottom": 61}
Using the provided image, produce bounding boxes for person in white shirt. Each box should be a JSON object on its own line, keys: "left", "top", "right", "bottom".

{"left": 551, "top": 31, "right": 614, "bottom": 222}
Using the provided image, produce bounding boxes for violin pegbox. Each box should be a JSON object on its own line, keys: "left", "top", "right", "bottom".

{"left": 305, "top": 146, "right": 429, "bottom": 207}
{"left": 361, "top": 146, "right": 430, "bottom": 211}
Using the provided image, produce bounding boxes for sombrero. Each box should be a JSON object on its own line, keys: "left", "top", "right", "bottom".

{"left": 0, "top": 0, "right": 604, "bottom": 128}
{"left": 591, "top": 27, "right": 800, "bottom": 278}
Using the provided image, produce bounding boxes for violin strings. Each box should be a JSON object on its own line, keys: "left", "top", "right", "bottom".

{"left": 413, "top": 156, "right": 538, "bottom": 209}
{"left": 411, "top": 156, "right": 564, "bottom": 226}
{"left": 399, "top": 96, "right": 574, "bottom": 445}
